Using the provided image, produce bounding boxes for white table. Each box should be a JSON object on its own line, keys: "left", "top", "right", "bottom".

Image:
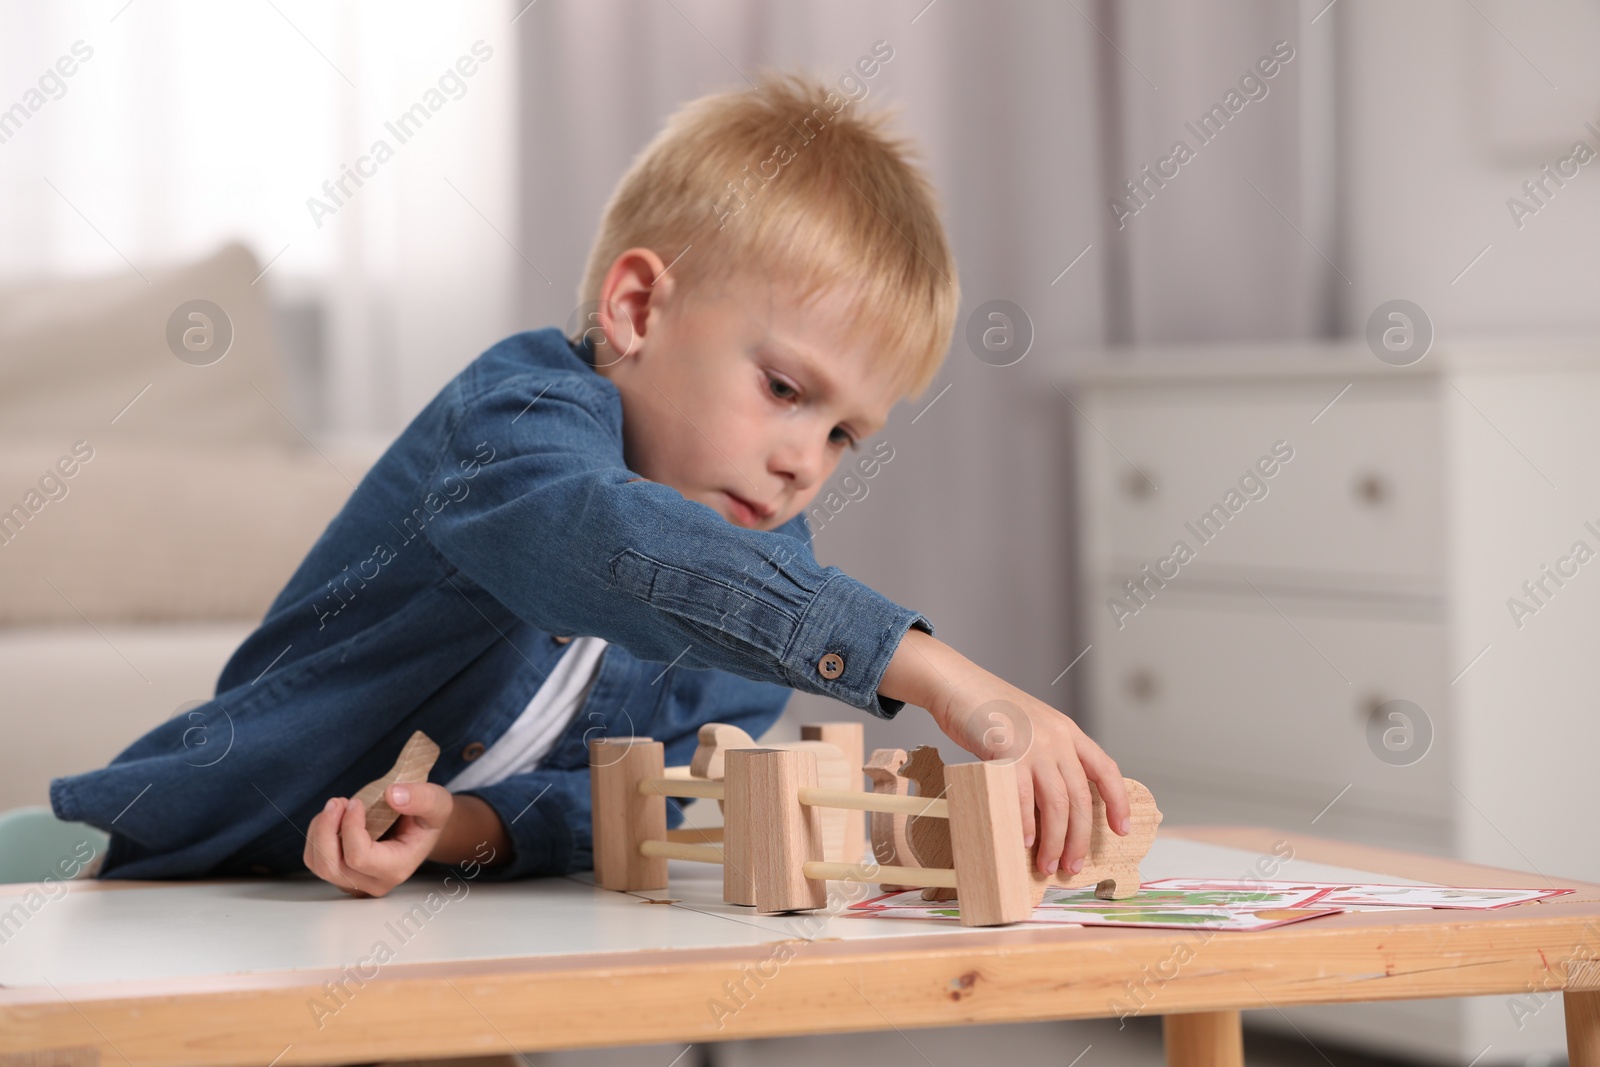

{"left": 2, "top": 827, "right": 1596, "bottom": 1067}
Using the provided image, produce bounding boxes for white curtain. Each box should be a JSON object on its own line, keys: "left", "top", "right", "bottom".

{"left": 0, "top": 0, "right": 522, "bottom": 436}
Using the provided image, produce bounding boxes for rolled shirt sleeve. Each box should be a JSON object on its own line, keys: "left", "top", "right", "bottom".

{"left": 421, "top": 368, "right": 934, "bottom": 718}
{"left": 441, "top": 765, "right": 589, "bottom": 881}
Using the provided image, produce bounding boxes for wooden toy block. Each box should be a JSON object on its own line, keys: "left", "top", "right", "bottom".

{"left": 353, "top": 730, "right": 440, "bottom": 839}
{"left": 722, "top": 748, "right": 755, "bottom": 907}
{"left": 588, "top": 737, "right": 668, "bottom": 891}
{"left": 729, "top": 748, "right": 827, "bottom": 914}
{"left": 945, "top": 760, "right": 1035, "bottom": 926}
{"left": 688, "top": 723, "right": 856, "bottom": 863}
{"left": 801, "top": 721, "right": 865, "bottom": 863}
{"left": 864, "top": 747, "right": 916, "bottom": 891}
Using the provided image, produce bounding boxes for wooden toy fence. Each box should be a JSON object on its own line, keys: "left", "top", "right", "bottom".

{"left": 589, "top": 734, "right": 1049, "bottom": 927}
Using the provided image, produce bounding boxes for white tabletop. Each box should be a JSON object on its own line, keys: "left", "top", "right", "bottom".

{"left": 0, "top": 836, "right": 1431, "bottom": 989}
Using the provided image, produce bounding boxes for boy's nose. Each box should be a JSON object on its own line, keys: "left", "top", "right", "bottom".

{"left": 770, "top": 442, "right": 824, "bottom": 493}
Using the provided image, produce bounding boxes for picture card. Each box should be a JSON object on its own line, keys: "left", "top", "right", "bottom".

{"left": 849, "top": 890, "right": 1340, "bottom": 931}
{"left": 1142, "top": 878, "right": 1574, "bottom": 910}
{"left": 1033, "top": 884, "right": 1333, "bottom": 911}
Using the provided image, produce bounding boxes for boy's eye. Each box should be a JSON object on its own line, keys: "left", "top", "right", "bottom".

{"left": 767, "top": 372, "right": 855, "bottom": 449}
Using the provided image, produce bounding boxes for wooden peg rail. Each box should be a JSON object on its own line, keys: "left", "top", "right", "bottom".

{"left": 632, "top": 842, "right": 952, "bottom": 891}
{"left": 802, "top": 860, "right": 960, "bottom": 888}
{"left": 639, "top": 775, "right": 951, "bottom": 820}
{"left": 639, "top": 777, "right": 724, "bottom": 800}
{"left": 590, "top": 727, "right": 1162, "bottom": 928}
{"left": 638, "top": 840, "right": 723, "bottom": 863}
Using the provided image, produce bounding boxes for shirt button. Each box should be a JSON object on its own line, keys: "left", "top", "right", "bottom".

{"left": 462, "top": 741, "right": 487, "bottom": 761}
{"left": 552, "top": 634, "right": 573, "bottom": 645}
{"left": 817, "top": 652, "right": 845, "bottom": 679}
{"left": 249, "top": 864, "right": 272, "bottom": 876}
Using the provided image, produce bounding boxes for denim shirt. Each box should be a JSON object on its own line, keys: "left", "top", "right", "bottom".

{"left": 49, "top": 327, "right": 934, "bottom": 882}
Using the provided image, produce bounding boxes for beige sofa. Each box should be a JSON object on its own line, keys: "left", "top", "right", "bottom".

{"left": 0, "top": 244, "right": 383, "bottom": 811}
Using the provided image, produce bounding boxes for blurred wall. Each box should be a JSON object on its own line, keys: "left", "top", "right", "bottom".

{"left": 1342, "top": 0, "right": 1600, "bottom": 335}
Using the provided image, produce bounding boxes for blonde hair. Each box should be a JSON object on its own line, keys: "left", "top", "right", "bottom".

{"left": 578, "top": 68, "right": 959, "bottom": 400}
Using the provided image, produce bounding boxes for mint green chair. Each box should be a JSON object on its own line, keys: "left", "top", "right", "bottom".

{"left": 0, "top": 807, "right": 109, "bottom": 883}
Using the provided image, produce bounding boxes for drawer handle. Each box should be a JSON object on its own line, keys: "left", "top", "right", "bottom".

{"left": 1125, "top": 668, "right": 1159, "bottom": 704}
{"left": 1354, "top": 472, "right": 1390, "bottom": 507}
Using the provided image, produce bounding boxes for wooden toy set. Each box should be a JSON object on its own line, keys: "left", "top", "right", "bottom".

{"left": 589, "top": 721, "right": 1163, "bottom": 927}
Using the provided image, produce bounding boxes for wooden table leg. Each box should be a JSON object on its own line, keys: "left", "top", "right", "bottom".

{"left": 1163, "top": 1010, "right": 1243, "bottom": 1067}
{"left": 1568, "top": 990, "right": 1600, "bottom": 1067}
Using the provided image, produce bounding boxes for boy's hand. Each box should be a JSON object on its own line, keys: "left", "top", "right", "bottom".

{"left": 933, "top": 687, "right": 1130, "bottom": 876}
{"left": 877, "top": 627, "right": 1131, "bottom": 877}
{"left": 303, "top": 783, "right": 454, "bottom": 898}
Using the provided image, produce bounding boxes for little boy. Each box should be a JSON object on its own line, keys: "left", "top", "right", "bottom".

{"left": 50, "top": 70, "right": 1128, "bottom": 896}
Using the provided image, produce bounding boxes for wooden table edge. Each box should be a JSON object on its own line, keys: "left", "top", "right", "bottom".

{"left": 3, "top": 825, "right": 1599, "bottom": 1066}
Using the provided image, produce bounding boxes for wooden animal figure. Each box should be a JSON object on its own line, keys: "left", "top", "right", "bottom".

{"left": 689, "top": 723, "right": 760, "bottom": 780}
{"left": 353, "top": 730, "right": 440, "bottom": 839}
{"left": 898, "top": 746, "right": 958, "bottom": 901}
{"left": 1022, "top": 778, "right": 1163, "bottom": 903}
{"left": 864, "top": 748, "right": 916, "bottom": 891}
{"left": 890, "top": 744, "right": 1163, "bottom": 903}
{"left": 688, "top": 723, "right": 856, "bottom": 863}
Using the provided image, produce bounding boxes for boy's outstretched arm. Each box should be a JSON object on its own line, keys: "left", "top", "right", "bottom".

{"left": 877, "top": 626, "right": 1131, "bottom": 878}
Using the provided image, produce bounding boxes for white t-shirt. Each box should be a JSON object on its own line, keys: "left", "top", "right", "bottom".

{"left": 444, "top": 636, "right": 609, "bottom": 792}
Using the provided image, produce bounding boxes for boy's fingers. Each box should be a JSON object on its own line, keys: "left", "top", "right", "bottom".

{"left": 1059, "top": 760, "right": 1094, "bottom": 874}
{"left": 336, "top": 799, "right": 398, "bottom": 895}
{"left": 1015, "top": 772, "right": 1037, "bottom": 852}
{"left": 326, "top": 845, "right": 390, "bottom": 897}
{"left": 302, "top": 799, "right": 394, "bottom": 897}
{"left": 381, "top": 783, "right": 454, "bottom": 864}
{"left": 1098, "top": 771, "right": 1132, "bottom": 837}
{"left": 332, "top": 863, "right": 382, "bottom": 898}
{"left": 1080, "top": 740, "right": 1131, "bottom": 834}
{"left": 1033, "top": 766, "right": 1070, "bottom": 876}
{"left": 338, "top": 797, "right": 380, "bottom": 871}
{"left": 306, "top": 800, "right": 363, "bottom": 893}
{"left": 306, "top": 798, "right": 345, "bottom": 874}
{"left": 388, "top": 782, "right": 453, "bottom": 832}
{"left": 302, "top": 804, "right": 324, "bottom": 871}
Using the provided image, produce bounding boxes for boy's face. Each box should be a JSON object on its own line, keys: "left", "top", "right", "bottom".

{"left": 593, "top": 249, "right": 903, "bottom": 532}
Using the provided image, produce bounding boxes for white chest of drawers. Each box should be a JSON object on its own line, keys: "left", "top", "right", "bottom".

{"left": 1066, "top": 339, "right": 1600, "bottom": 1064}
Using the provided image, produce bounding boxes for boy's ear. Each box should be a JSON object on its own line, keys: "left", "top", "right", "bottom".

{"left": 595, "top": 247, "right": 675, "bottom": 367}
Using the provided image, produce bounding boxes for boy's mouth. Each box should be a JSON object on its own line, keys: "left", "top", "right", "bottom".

{"left": 723, "top": 490, "right": 775, "bottom": 527}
